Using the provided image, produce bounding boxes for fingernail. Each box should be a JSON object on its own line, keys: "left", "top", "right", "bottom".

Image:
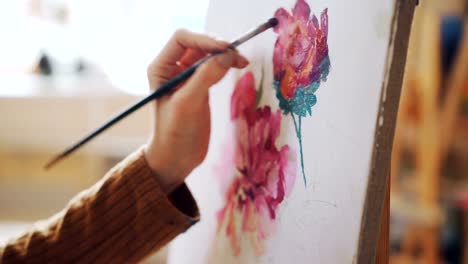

{"left": 238, "top": 56, "right": 249, "bottom": 67}
{"left": 214, "top": 50, "right": 236, "bottom": 69}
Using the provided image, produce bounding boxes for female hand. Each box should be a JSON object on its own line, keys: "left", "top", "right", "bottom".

{"left": 144, "top": 29, "right": 249, "bottom": 193}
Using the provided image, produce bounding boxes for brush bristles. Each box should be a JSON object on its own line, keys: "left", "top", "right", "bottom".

{"left": 268, "top": 17, "right": 278, "bottom": 28}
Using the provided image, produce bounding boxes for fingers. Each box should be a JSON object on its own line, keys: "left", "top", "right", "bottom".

{"left": 148, "top": 48, "right": 207, "bottom": 87}
{"left": 156, "top": 29, "right": 230, "bottom": 65}
{"left": 176, "top": 50, "right": 249, "bottom": 101}
{"left": 178, "top": 49, "right": 206, "bottom": 68}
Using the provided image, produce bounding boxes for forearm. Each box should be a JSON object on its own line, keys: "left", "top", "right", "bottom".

{"left": 0, "top": 148, "right": 199, "bottom": 264}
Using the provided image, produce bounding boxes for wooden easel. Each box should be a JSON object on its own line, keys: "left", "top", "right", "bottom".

{"left": 376, "top": 177, "right": 390, "bottom": 264}
{"left": 356, "top": 0, "right": 417, "bottom": 262}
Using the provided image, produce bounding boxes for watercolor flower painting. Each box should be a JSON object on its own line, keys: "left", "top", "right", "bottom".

{"left": 217, "top": 71, "right": 296, "bottom": 256}
{"left": 215, "top": 0, "right": 331, "bottom": 257}
{"left": 273, "top": 0, "right": 331, "bottom": 185}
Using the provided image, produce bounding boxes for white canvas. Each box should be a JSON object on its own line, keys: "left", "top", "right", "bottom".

{"left": 168, "top": 0, "right": 395, "bottom": 263}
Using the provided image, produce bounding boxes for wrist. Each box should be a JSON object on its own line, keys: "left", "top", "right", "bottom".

{"left": 143, "top": 144, "right": 185, "bottom": 194}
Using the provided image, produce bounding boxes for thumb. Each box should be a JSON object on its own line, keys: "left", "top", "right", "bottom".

{"left": 178, "top": 50, "right": 248, "bottom": 100}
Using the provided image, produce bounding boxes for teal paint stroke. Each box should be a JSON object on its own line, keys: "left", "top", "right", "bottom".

{"left": 273, "top": 56, "right": 331, "bottom": 186}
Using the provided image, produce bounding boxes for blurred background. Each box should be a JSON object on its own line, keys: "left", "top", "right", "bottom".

{"left": 0, "top": 0, "right": 209, "bottom": 262}
{"left": 0, "top": 0, "right": 466, "bottom": 263}
{"left": 389, "top": 0, "right": 467, "bottom": 263}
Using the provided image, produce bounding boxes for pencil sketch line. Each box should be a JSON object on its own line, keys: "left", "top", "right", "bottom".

{"left": 307, "top": 200, "right": 338, "bottom": 208}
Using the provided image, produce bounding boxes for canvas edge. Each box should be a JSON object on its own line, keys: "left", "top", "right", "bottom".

{"left": 356, "top": 0, "right": 417, "bottom": 263}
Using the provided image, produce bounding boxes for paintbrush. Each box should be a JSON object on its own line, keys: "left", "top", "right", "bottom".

{"left": 45, "top": 17, "right": 278, "bottom": 170}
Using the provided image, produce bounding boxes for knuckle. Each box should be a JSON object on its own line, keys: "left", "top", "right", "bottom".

{"left": 213, "top": 59, "right": 230, "bottom": 71}
{"left": 147, "top": 57, "right": 160, "bottom": 76}
{"left": 174, "top": 28, "right": 188, "bottom": 38}
{"left": 146, "top": 63, "right": 154, "bottom": 77}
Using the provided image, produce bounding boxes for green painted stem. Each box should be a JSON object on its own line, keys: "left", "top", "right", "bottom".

{"left": 290, "top": 113, "right": 307, "bottom": 186}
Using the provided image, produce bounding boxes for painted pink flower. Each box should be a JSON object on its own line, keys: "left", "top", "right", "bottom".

{"left": 217, "top": 71, "right": 296, "bottom": 256}
{"left": 273, "top": 0, "right": 329, "bottom": 101}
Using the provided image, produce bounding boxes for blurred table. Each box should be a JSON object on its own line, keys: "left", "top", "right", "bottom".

{"left": 0, "top": 73, "right": 151, "bottom": 156}
{"left": 0, "top": 73, "right": 151, "bottom": 221}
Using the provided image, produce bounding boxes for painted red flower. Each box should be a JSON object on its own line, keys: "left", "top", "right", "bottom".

{"left": 273, "top": 0, "right": 329, "bottom": 103}
{"left": 217, "top": 71, "right": 296, "bottom": 256}
{"left": 230, "top": 71, "right": 256, "bottom": 120}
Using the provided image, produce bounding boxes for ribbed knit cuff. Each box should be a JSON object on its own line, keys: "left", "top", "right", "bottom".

{"left": 127, "top": 147, "right": 200, "bottom": 229}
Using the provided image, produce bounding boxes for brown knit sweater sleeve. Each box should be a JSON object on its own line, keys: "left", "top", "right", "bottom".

{"left": 0, "top": 148, "right": 200, "bottom": 264}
